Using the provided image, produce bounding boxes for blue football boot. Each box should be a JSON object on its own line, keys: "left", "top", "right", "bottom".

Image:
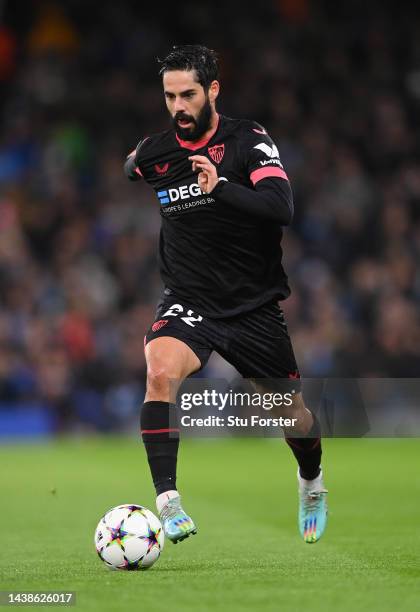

{"left": 298, "top": 469, "right": 328, "bottom": 543}
{"left": 158, "top": 495, "right": 197, "bottom": 544}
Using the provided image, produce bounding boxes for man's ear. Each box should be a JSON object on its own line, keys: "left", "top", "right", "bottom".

{"left": 208, "top": 80, "right": 220, "bottom": 103}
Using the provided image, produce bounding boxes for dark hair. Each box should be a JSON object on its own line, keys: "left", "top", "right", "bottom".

{"left": 158, "top": 45, "right": 219, "bottom": 89}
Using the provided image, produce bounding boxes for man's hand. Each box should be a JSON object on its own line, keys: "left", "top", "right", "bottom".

{"left": 189, "top": 155, "right": 219, "bottom": 194}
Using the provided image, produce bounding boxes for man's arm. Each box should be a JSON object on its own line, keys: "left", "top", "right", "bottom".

{"left": 124, "top": 135, "right": 151, "bottom": 181}
{"left": 189, "top": 154, "right": 293, "bottom": 225}
{"left": 124, "top": 150, "right": 143, "bottom": 181}
{"left": 211, "top": 176, "right": 293, "bottom": 225}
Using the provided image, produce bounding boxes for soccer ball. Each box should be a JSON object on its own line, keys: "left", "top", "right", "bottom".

{"left": 95, "top": 504, "right": 164, "bottom": 570}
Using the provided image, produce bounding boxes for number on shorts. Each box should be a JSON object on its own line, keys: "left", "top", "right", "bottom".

{"left": 181, "top": 309, "right": 203, "bottom": 327}
{"left": 162, "top": 304, "right": 203, "bottom": 327}
{"left": 162, "top": 303, "right": 184, "bottom": 317}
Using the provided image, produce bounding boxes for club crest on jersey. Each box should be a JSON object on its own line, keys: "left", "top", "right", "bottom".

{"left": 208, "top": 144, "right": 225, "bottom": 164}
{"left": 155, "top": 163, "right": 169, "bottom": 175}
{"left": 152, "top": 319, "right": 169, "bottom": 332}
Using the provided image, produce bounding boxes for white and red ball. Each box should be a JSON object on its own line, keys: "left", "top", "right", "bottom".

{"left": 95, "top": 504, "right": 164, "bottom": 570}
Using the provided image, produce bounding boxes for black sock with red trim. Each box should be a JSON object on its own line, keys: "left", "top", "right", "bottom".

{"left": 140, "top": 401, "right": 179, "bottom": 495}
{"left": 285, "top": 411, "right": 322, "bottom": 480}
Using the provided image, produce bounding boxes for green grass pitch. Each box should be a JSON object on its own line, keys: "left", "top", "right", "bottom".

{"left": 1, "top": 437, "right": 419, "bottom": 611}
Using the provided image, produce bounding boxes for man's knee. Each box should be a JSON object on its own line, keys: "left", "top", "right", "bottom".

{"left": 146, "top": 364, "right": 180, "bottom": 398}
{"left": 144, "top": 337, "right": 201, "bottom": 401}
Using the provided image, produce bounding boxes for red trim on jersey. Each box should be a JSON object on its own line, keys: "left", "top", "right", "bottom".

{"left": 250, "top": 166, "right": 288, "bottom": 185}
{"left": 175, "top": 114, "right": 220, "bottom": 150}
{"left": 141, "top": 428, "right": 180, "bottom": 434}
{"left": 135, "top": 167, "right": 143, "bottom": 177}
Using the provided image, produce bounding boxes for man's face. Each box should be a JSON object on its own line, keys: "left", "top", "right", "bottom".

{"left": 163, "top": 70, "right": 213, "bottom": 141}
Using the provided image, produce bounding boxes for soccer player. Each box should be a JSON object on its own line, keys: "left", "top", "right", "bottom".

{"left": 124, "top": 45, "right": 328, "bottom": 544}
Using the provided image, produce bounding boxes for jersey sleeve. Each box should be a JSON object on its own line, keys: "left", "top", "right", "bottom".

{"left": 211, "top": 121, "right": 293, "bottom": 224}
{"left": 242, "top": 122, "right": 289, "bottom": 186}
{"left": 124, "top": 137, "right": 149, "bottom": 181}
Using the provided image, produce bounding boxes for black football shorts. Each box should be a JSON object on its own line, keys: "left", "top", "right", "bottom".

{"left": 145, "top": 292, "right": 300, "bottom": 387}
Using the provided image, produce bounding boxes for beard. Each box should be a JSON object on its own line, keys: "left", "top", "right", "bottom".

{"left": 172, "top": 96, "right": 213, "bottom": 141}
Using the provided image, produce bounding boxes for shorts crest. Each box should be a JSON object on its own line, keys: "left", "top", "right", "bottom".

{"left": 152, "top": 319, "right": 169, "bottom": 332}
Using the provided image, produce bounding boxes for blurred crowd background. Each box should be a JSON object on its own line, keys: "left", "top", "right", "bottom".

{"left": 0, "top": 0, "right": 419, "bottom": 435}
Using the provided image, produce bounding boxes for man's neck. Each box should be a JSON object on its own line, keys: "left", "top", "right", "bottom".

{"left": 194, "top": 111, "right": 219, "bottom": 144}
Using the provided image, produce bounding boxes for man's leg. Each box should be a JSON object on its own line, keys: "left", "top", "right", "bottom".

{"left": 213, "top": 302, "right": 328, "bottom": 543}
{"left": 141, "top": 336, "right": 201, "bottom": 543}
{"left": 276, "top": 392, "right": 328, "bottom": 544}
{"left": 281, "top": 392, "right": 322, "bottom": 480}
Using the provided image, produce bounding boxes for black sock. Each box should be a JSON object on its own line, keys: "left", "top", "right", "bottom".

{"left": 140, "top": 401, "right": 179, "bottom": 495}
{"left": 285, "top": 411, "right": 322, "bottom": 480}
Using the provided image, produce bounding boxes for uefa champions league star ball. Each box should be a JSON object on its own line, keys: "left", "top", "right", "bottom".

{"left": 95, "top": 504, "right": 164, "bottom": 570}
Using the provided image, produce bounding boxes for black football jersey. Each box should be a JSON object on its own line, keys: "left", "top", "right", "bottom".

{"left": 125, "top": 114, "right": 293, "bottom": 318}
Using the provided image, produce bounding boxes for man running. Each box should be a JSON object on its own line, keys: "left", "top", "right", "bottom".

{"left": 125, "top": 45, "right": 327, "bottom": 545}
